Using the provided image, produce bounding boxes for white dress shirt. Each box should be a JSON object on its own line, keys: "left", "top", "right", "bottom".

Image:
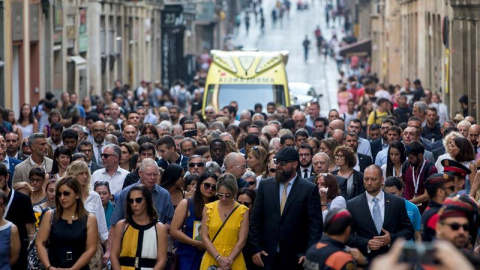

{"left": 84, "top": 190, "right": 109, "bottom": 242}
{"left": 300, "top": 165, "right": 314, "bottom": 178}
{"left": 279, "top": 174, "right": 297, "bottom": 204}
{"left": 91, "top": 166, "right": 130, "bottom": 195}
{"left": 366, "top": 190, "right": 385, "bottom": 223}
{"left": 357, "top": 137, "right": 372, "bottom": 157}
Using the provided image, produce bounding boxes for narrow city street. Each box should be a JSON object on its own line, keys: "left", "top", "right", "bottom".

{"left": 234, "top": 0, "right": 342, "bottom": 114}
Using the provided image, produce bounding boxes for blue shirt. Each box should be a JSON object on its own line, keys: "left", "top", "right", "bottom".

{"left": 404, "top": 199, "right": 421, "bottom": 231}
{"left": 279, "top": 174, "right": 297, "bottom": 203}
{"left": 110, "top": 182, "right": 174, "bottom": 226}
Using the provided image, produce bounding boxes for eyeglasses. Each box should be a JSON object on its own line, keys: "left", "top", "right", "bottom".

{"left": 235, "top": 164, "right": 247, "bottom": 169}
{"left": 57, "top": 191, "right": 72, "bottom": 197}
{"left": 248, "top": 181, "right": 256, "bottom": 186}
{"left": 203, "top": 183, "right": 217, "bottom": 191}
{"left": 269, "top": 168, "right": 276, "bottom": 173}
{"left": 189, "top": 162, "right": 205, "bottom": 168}
{"left": 127, "top": 197, "right": 145, "bottom": 204}
{"left": 273, "top": 159, "right": 294, "bottom": 166}
{"left": 205, "top": 111, "right": 214, "bottom": 114}
{"left": 216, "top": 192, "right": 232, "bottom": 198}
{"left": 238, "top": 201, "right": 251, "bottom": 207}
{"left": 101, "top": 153, "right": 117, "bottom": 159}
{"left": 441, "top": 222, "right": 470, "bottom": 231}
{"left": 252, "top": 146, "right": 260, "bottom": 154}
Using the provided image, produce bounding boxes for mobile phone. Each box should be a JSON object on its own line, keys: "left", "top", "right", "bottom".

{"left": 398, "top": 242, "right": 438, "bottom": 266}
{"left": 185, "top": 129, "right": 197, "bottom": 137}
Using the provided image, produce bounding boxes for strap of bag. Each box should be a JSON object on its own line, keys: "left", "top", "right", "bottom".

{"left": 211, "top": 204, "right": 240, "bottom": 243}
{"left": 182, "top": 199, "right": 189, "bottom": 232}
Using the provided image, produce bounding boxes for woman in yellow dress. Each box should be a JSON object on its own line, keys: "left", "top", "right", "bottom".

{"left": 200, "top": 173, "right": 249, "bottom": 270}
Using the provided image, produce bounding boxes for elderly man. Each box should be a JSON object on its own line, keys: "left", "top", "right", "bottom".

{"left": 180, "top": 137, "right": 196, "bottom": 158}
{"left": 90, "top": 144, "right": 130, "bottom": 195}
{"left": 13, "top": 133, "right": 52, "bottom": 186}
{"left": 105, "top": 158, "right": 174, "bottom": 261}
{"left": 402, "top": 126, "right": 435, "bottom": 162}
{"left": 224, "top": 152, "right": 249, "bottom": 188}
{"left": 457, "top": 120, "right": 471, "bottom": 139}
{"left": 412, "top": 101, "right": 428, "bottom": 127}
{"left": 187, "top": 155, "right": 206, "bottom": 176}
{"left": 327, "top": 119, "right": 345, "bottom": 137}
{"left": 122, "top": 142, "right": 157, "bottom": 189}
{"left": 293, "top": 111, "right": 314, "bottom": 134}
{"left": 91, "top": 121, "right": 110, "bottom": 165}
{"left": 468, "top": 124, "right": 480, "bottom": 154}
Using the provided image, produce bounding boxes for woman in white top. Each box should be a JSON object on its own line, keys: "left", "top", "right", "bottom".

{"left": 381, "top": 141, "right": 406, "bottom": 179}
{"left": 316, "top": 173, "right": 346, "bottom": 222}
{"left": 446, "top": 137, "right": 477, "bottom": 197}
{"left": 435, "top": 131, "right": 462, "bottom": 173}
{"left": 65, "top": 160, "right": 108, "bottom": 270}
{"left": 17, "top": 103, "right": 38, "bottom": 139}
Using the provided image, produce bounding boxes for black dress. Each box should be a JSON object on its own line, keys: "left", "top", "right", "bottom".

{"left": 49, "top": 216, "right": 89, "bottom": 270}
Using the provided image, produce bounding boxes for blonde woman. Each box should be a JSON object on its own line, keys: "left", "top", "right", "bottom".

{"left": 65, "top": 160, "right": 108, "bottom": 269}
{"left": 246, "top": 146, "right": 268, "bottom": 177}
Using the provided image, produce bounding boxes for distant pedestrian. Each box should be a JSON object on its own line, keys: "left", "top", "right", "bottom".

{"left": 245, "top": 13, "right": 251, "bottom": 34}
{"left": 260, "top": 16, "right": 265, "bottom": 34}
{"left": 271, "top": 9, "right": 277, "bottom": 28}
{"left": 303, "top": 35, "right": 311, "bottom": 62}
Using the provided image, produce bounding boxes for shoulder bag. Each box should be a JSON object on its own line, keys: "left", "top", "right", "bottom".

{"left": 28, "top": 209, "right": 55, "bottom": 270}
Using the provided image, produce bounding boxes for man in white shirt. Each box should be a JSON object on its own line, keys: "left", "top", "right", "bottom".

{"left": 432, "top": 93, "right": 449, "bottom": 125}
{"left": 91, "top": 144, "right": 129, "bottom": 195}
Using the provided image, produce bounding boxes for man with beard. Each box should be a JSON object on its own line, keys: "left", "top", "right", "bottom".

{"left": 13, "top": 133, "right": 53, "bottom": 186}
{"left": 249, "top": 147, "right": 323, "bottom": 270}
{"left": 0, "top": 163, "right": 36, "bottom": 270}
{"left": 298, "top": 144, "right": 315, "bottom": 179}
{"left": 370, "top": 119, "right": 394, "bottom": 161}
{"left": 344, "top": 132, "right": 373, "bottom": 172}
{"left": 468, "top": 124, "right": 480, "bottom": 154}
{"left": 401, "top": 141, "right": 437, "bottom": 212}
{"left": 421, "top": 107, "right": 442, "bottom": 142}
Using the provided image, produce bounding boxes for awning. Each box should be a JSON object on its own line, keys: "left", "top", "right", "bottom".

{"left": 339, "top": 39, "right": 371, "bottom": 58}
{"left": 67, "top": 55, "right": 86, "bottom": 66}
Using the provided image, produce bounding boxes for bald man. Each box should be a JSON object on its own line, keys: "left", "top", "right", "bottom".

{"left": 327, "top": 119, "right": 345, "bottom": 137}
{"left": 224, "top": 152, "right": 249, "bottom": 188}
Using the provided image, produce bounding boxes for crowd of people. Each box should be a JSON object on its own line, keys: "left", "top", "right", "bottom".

{"left": 0, "top": 72, "right": 478, "bottom": 270}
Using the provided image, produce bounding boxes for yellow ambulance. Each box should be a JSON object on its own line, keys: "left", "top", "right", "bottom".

{"left": 202, "top": 50, "right": 290, "bottom": 114}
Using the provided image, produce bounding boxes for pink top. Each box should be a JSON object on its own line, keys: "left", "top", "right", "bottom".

{"left": 337, "top": 92, "right": 353, "bottom": 114}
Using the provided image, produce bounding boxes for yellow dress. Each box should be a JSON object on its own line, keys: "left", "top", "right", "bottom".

{"left": 199, "top": 201, "right": 248, "bottom": 270}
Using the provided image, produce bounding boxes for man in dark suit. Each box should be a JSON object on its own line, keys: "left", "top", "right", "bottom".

{"left": 249, "top": 147, "right": 323, "bottom": 270}
{"left": 344, "top": 132, "right": 373, "bottom": 172}
{"left": 347, "top": 165, "right": 414, "bottom": 261}
{"left": 77, "top": 141, "right": 103, "bottom": 173}
{"left": 297, "top": 144, "right": 316, "bottom": 179}
{"left": 370, "top": 119, "right": 395, "bottom": 161}
{"left": 5, "top": 132, "right": 28, "bottom": 161}
{"left": 0, "top": 147, "right": 21, "bottom": 188}
{"left": 307, "top": 153, "right": 345, "bottom": 187}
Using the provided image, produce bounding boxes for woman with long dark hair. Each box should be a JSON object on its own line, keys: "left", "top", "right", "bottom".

{"left": 18, "top": 103, "right": 39, "bottom": 139}
{"left": 381, "top": 141, "right": 406, "bottom": 179}
{"left": 119, "top": 142, "right": 134, "bottom": 172}
{"left": 3, "top": 109, "right": 23, "bottom": 141}
{"left": 50, "top": 145, "right": 72, "bottom": 180}
{"left": 140, "top": 124, "right": 160, "bottom": 140}
{"left": 160, "top": 164, "right": 186, "bottom": 208}
{"left": 110, "top": 185, "right": 168, "bottom": 270}
{"left": 315, "top": 173, "right": 346, "bottom": 221}
{"left": 171, "top": 172, "right": 218, "bottom": 270}
{"left": 36, "top": 176, "right": 98, "bottom": 270}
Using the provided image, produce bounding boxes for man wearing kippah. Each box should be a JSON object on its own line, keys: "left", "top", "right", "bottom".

{"left": 304, "top": 209, "right": 367, "bottom": 270}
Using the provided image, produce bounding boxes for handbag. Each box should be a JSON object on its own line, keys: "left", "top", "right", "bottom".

{"left": 166, "top": 199, "right": 190, "bottom": 270}
{"left": 208, "top": 204, "right": 240, "bottom": 269}
{"left": 28, "top": 209, "right": 55, "bottom": 270}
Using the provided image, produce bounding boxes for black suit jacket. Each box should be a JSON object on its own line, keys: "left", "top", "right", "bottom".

{"left": 370, "top": 139, "right": 383, "bottom": 161}
{"left": 332, "top": 169, "right": 365, "bottom": 201}
{"left": 358, "top": 153, "right": 373, "bottom": 172}
{"left": 90, "top": 162, "right": 103, "bottom": 174}
{"left": 249, "top": 176, "right": 323, "bottom": 270}
{"left": 347, "top": 192, "right": 414, "bottom": 260}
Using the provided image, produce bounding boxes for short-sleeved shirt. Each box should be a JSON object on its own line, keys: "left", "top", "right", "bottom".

{"left": 110, "top": 182, "right": 174, "bottom": 226}
{"left": 91, "top": 166, "right": 130, "bottom": 195}
{"left": 59, "top": 105, "right": 80, "bottom": 121}
{"left": 404, "top": 199, "right": 421, "bottom": 231}
{"left": 367, "top": 109, "right": 389, "bottom": 126}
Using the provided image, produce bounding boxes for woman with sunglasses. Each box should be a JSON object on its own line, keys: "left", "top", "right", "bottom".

{"left": 50, "top": 145, "right": 72, "bottom": 181}
{"left": 0, "top": 189, "right": 21, "bottom": 268}
{"left": 315, "top": 173, "right": 346, "bottom": 221}
{"left": 200, "top": 173, "right": 249, "bottom": 270}
{"left": 160, "top": 164, "right": 186, "bottom": 209}
{"left": 65, "top": 160, "right": 109, "bottom": 269}
{"left": 242, "top": 171, "right": 258, "bottom": 190}
{"left": 381, "top": 141, "right": 406, "bottom": 179}
{"left": 94, "top": 181, "right": 114, "bottom": 230}
{"left": 36, "top": 176, "right": 99, "bottom": 270}
{"left": 171, "top": 172, "right": 219, "bottom": 270}
{"left": 246, "top": 146, "right": 268, "bottom": 178}
{"left": 29, "top": 167, "right": 47, "bottom": 207}
{"left": 110, "top": 185, "right": 168, "bottom": 270}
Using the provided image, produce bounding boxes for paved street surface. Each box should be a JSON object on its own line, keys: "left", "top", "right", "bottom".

{"left": 234, "top": 0, "right": 343, "bottom": 114}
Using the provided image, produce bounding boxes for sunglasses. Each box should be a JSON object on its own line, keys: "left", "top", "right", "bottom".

{"left": 252, "top": 146, "right": 260, "bottom": 154}
{"left": 57, "top": 191, "right": 72, "bottom": 197}
{"left": 248, "top": 181, "right": 256, "bottom": 186}
{"left": 441, "top": 222, "right": 470, "bottom": 231}
{"left": 189, "top": 162, "right": 205, "bottom": 168}
{"left": 216, "top": 192, "right": 232, "bottom": 198}
{"left": 273, "top": 159, "right": 295, "bottom": 166}
{"left": 127, "top": 197, "right": 145, "bottom": 204}
{"left": 203, "top": 183, "right": 216, "bottom": 191}
{"left": 101, "top": 153, "right": 117, "bottom": 159}
{"left": 269, "top": 168, "right": 276, "bottom": 173}
{"left": 238, "top": 201, "right": 251, "bottom": 207}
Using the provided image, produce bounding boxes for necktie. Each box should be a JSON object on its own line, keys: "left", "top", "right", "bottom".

{"left": 372, "top": 197, "right": 382, "bottom": 234}
{"left": 280, "top": 182, "right": 289, "bottom": 215}
{"left": 303, "top": 169, "right": 308, "bottom": 179}
{"left": 97, "top": 144, "right": 103, "bottom": 166}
